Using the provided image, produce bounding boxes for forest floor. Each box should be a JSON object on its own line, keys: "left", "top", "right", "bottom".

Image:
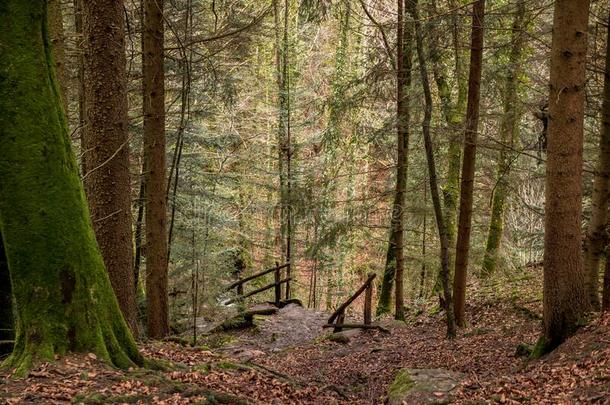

{"left": 2, "top": 267, "right": 610, "bottom": 404}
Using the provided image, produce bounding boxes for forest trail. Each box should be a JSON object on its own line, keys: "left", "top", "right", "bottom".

{"left": 211, "top": 303, "right": 331, "bottom": 359}
{"left": 2, "top": 272, "right": 610, "bottom": 403}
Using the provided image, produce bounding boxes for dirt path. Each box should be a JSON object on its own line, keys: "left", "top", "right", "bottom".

{"left": 213, "top": 303, "right": 331, "bottom": 359}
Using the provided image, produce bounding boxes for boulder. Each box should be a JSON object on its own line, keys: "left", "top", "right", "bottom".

{"left": 387, "top": 368, "right": 463, "bottom": 405}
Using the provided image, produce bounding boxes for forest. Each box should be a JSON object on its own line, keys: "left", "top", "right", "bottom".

{"left": 0, "top": 0, "right": 609, "bottom": 403}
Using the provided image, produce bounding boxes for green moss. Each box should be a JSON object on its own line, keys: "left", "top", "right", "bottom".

{"left": 204, "top": 334, "right": 237, "bottom": 349}
{"left": 530, "top": 336, "right": 548, "bottom": 359}
{"left": 377, "top": 257, "right": 396, "bottom": 316}
{"left": 387, "top": 370, "right": 416, "bottom": 403}
{"left": 482, "top": 184, "right": 507, "bottom": 277}
{"left": 327, "top": 333, "right": 350, "bottom": 344}
{"left": 0, "top": 0, "right": 142, "bottom": 375}
{"left": 214, "top": 361, "right": 247, "bottom": 371}
{"left": 72, "top": 393, "right": 105, "bottom": 404}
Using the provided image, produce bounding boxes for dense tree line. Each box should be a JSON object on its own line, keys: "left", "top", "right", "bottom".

{"left": 0, "top": 0, "right": 609, "bottom": 371}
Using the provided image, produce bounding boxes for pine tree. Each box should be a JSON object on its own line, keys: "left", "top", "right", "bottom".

{"left": 81, "top": 0, "right": 138, "bottom": 334}
{"left": 536, "top": 0, "right": 590, "bottom": 355}
{"left": 143, "top": 0, "right": 170, "bottom": 339}
{"left": 377, "top": 0, "right": 413, "bottom": 319}
{"left": 453, "top": 0, "right": 486, "bottom": 327}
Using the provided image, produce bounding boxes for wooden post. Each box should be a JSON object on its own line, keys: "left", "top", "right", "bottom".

{"left": 334, "top": 310, "right": 345, "bottom": 333}
{"left": 274, "top": 261, "right": 281, "bottom": 306}
{"left": 364, "top": 276, "right": 373, "bottom": 325}
{"left": 285, "top": 262, "right": 291, "bottom": 300}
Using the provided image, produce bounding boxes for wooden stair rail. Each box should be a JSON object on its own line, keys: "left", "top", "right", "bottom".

{"left": 226, "top": 262, "right": 291, "bottom": 306}
{"left": 327, "top": 273, "right": 376, "bottom": 333}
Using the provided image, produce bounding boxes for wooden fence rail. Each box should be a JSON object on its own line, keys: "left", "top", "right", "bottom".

{"left": 324, "top": 273, "right": 381, "bottom": 333}
{"left": 226, "top": 262, "right": 291, "bottom": 306}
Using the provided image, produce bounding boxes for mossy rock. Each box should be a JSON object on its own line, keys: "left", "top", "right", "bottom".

{"left": 327, "top": 333, "right": 350, "bottom": 344}
{"left": 387, "top": 369, "right": 464, "bottom": 405}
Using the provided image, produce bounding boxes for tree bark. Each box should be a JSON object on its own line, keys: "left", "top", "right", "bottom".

{"left": 584, "top": 6, "right": 610, "bottom": 309}
{"left": 537, "top": 0, "right": 590, "bottom": 355}
{"left": 378, "top": 0, "right": 412, "bottom": 320}
{"left": 481, "top": 0, "right": 526, "bottom": 276}
{"left": 429, "top": 0, "right": 467, "bottom": 291}
{"left": 82, "top": 0, "right": 138, "bottom": 335}
{"left": 453, "top": 0, "right": 486, "bottom": 327}
{"left": 408, "top": 0, "right": 456, "bottom": 338}
{"left": 73, "top": 0, "right": 87, "bottom": 175}
{"left": 48, "top": 0, "right": 69, "bottom": 115}
{"left": 143, "top": 0, "right": 169, "bottom": 339}
{"left": 0, "top": 0, "right": 143, "bottom": 374}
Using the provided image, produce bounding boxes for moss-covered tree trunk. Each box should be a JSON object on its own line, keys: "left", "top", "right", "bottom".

{"left": 0, "top": 0, "right": 143, "bottom": 374}
{"left": 429, "top": 0, "right": 467, "bottom": 292}
{"left": 481, "top": 0, "right": 526, "bottom": 276}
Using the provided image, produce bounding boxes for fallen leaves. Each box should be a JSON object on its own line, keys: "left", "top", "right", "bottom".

{"left": 1, "top": 269, "right": 608, "bottom": 404}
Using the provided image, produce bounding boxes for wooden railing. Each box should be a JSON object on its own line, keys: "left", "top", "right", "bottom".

{"left": 225, "top": 262, "right": 291, "bottom": 306}
{"left": 324, "top": 273, "right": 378, "bottom": 333}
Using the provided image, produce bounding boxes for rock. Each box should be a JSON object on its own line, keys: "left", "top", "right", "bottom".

{"left": 233, "top": 349, "right": 266, "bottom": 361}
{"left": 327, "top": 333, "right": 350, "bottom": 344}
{"left": 327, "top": 328, "right": 362, "bottom": 344}
{"left": 387, "top": 369, "right": 464, "bottom": 405}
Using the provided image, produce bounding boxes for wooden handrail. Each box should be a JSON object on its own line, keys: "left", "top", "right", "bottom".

{"left": 226, "top": 263, "right": 290, "bottom": 291}
{"left": 328, "top": 273, "right": 376, "bottom": 324}
{"left": 225, "top": 278, "right": 292, "bottom": 305}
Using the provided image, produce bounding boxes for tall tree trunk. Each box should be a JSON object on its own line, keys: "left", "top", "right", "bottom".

{"left": 273, "top": 0, "right": 294, "bottom": 293}
{"left": 481, "top": 0, "right": 526, "bottom": 276}
{"left": 0, "top": 0, "right": 142, "bottom": 374}
{"left": 536, "top": 0, "right": 590, "bottom": 355}
{"left": 584, "top": 6, "right": 610, "bottom": 309}
{"left": 430, "top": 0, "right": 467, "bottom": 290}
{"left": 409, "top": 0, "right": 456, "bottom": 338}
{"left": 273, "top": 0, "right": 287, "bottom": 268}
{"left": 284, "top": 0, "right": 293, "bottom": 300}
{"left": 453, "top": 0, "right": 486, "bottom": 327}
{"left": 48, "top": 0, "right": 69, "bottom": 115}
{"left": 143, "top": 0, "right": 169, "bottom": 339}
{"left": 82, "top": 0, "right": 138, "bottom": 335}
{"left": 377, "top": 0, "right": 412, "bottom": 320}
